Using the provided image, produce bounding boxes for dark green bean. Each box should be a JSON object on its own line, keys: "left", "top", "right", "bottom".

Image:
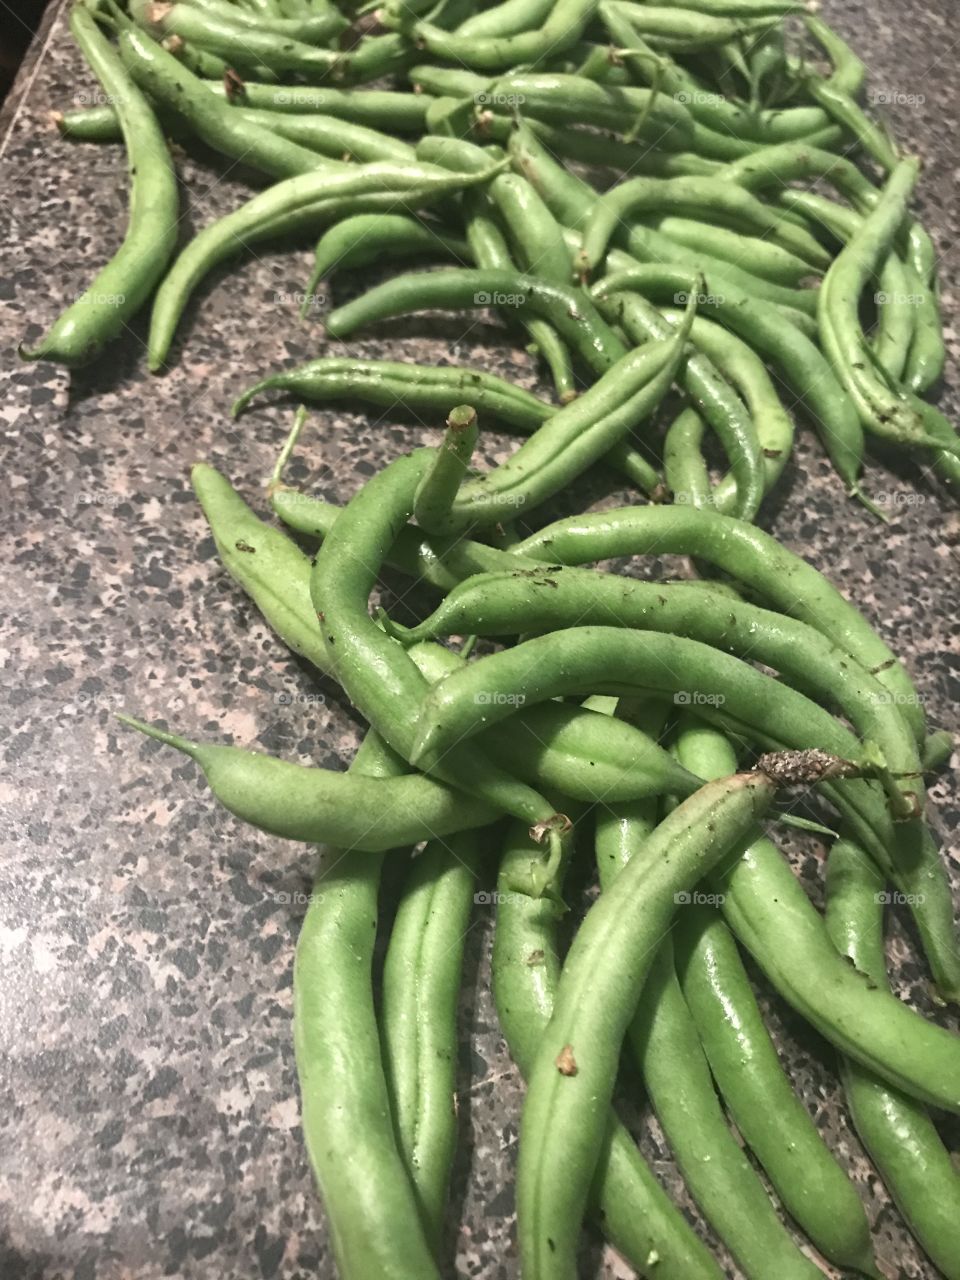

{"left": 381, "top": 831, "right": 482, "bottom": 1248}
{"left": 300, "top": 214, "right": 468, "bottom": 317}
{"left": 21, "top": 7, "right": 177, "bottom": 366}
{"left": 493, "top": 819, "right": 724, "bottom": 1278}
{"left": 675, "top": 718, "right": 960, "bottom": 1098}
{"left": 516, "top": 770, "right": 779, "bottom": 1280}
{"left": 673, "top": 906, "right": 875, "bottom": 1274}
{"left": 294, "top": 728, "right": 442, "bottom": 1280}
{"left": 824, "top": 839, "right": 960, "bottom": 1280}
{"left": 149, "top": 161, "right": 501, "bottom": 369}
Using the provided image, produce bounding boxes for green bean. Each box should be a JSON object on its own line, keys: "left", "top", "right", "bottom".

{"left": 324, "top": 267, "right": 628, "bottom": 376}
{"left": 776, "top": 189, "right": 915, "bottom": 388}
{"left": 407, "top": 310, "right": 693, "bottom": 532}
{"left": 722, "top": 138, "right": 878, "bottom": 206}
{"left": 142, "top": 1, "right": 345, "bottom": 75}
{"left": 413, "top": 135, "right": 578, "bottom": 402}
{"left": 234, "top": 356, "right": 549, "bottom": 424}
{"left": 408, "top": 63, "right": 489, "bottom": 98}
{"left": 664, "top": 407, "right": 711, "bottom": 507}
{"left": 494, "top": 111, "right": 721, "bottom": 181}
{"left": 489, "top": 171, "right": 574, "bottom": 287}
{"left": 481, "top": 73, "right": 696, "bottom": 150}
{"left": 651, "top": 215, "right": 818, "bottom": 286}
{"left": 824, "top": 839, "right": 960, "bottom": 1280}
{"left": 674, "top": 717, "right": 960, "bottom": 1104}
{"left": 580, "top": 173, "right": 831, "bottom": 276}
{"left": 614, "top": 2, "right": 778, "bottom": 50}
{"left": 903, "top": 223, "right": 946, "bottom": 393}
{"left": 818, "top": 160, "right": 953, "bottom": 455}
{"left": 673, "top": 907, "right": 875, "bottom": 1274}
{"left": 403, "top": 0, "right": 599, "bottom": 72}
{"left": 389, "top": 567, "right": 922, "bottom": 821}
{"left": 235, "top": 108, "right": 417, "bottom": 163}
{"left": 660, "top": 306, "right": 795, "bottom": 506}
{"left": 300, "top": 214, "right": 468, "bottom": 316}
{"left": 600, "top": 293, "right": 776, "bottom": 514}
{"left": 493, "top": 819, "right": 724, "bottom": 1278}
{"left": 516, "top": 506, "right": 925, "bottom": 731}
{"left": 310, "top": 449, "right": 570, "bottom": 898}
{"left": 911, "top": 396, "right": 960, "bottom": 491}
{"left": 149, "top": 161, "right": 501, "bottom": 370}
{"left": 627, "top": 936, "right": 825, "bottom": 1280}
{"left": 803, "top": 13, "right": 866, "bottom": 96}
{"left": 214, "top": 80, "right": 431, "bottom": 129}
{"left": 594, "top": 262, "right": 866, "bottom": 498}
{"left": 381, "top": 831, "right": 481, "bottom": 1248}
{"left": 617, "top": 221, "right": 821, "bottom": 320}
{"left": 117, "top": 29, "right": 332, "bottom": 179}
{"left": 119, "top": 712, "right": 499, "bottom": 847}
{"left": 803, "top": 72, "right": 898, "bottom": 173}
{"left": 143, "top": 0, "right": 348, "bottom": 44}
{"left": 294, "top": 727, "right": 442, "bottom": 1280}
{"left": 454, "top": 0, "right": 551, "bottom": 37}
{"left": 517, "top": 770, "right": 779, "bottom": 1280}
{"left": 21, "top": 8, "right": 177, "bottom": 366}
{"left": 194, "top": 460, "right": 701, "bottom": 807}
{"left": 413, "top": 405, "right": 478, "bottom": 532}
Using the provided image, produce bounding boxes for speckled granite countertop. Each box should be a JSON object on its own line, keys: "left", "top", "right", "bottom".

{"left": 0, "top": 2, "right": 958, "bottom": 1277}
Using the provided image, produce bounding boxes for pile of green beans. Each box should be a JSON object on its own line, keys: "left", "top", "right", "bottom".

{"left": 36, "top": 0, "right": 959, "bottom": 1274}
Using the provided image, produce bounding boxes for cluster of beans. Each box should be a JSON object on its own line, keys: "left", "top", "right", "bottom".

{"left": 29, "top": 0, "right": 960, "bottom": 1276}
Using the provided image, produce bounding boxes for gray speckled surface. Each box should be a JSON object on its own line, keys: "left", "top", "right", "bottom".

{"left": 0, "top": 2, "right": 958, "bottom": 1277}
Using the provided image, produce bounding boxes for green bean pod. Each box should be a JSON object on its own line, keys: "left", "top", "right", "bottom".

{"left": 145, "top": 0, "right": 347, "bottom": 43}
{"left": 141, "top": 2, "right": 345, "bottom": 74}
{"left": 192, "top": 461, "right": 701, "bottom": 808}
{"left": 673, "top": 907, "right": 875, "bottom": 1274}
{"left": 580, "top": 173, "right": 830, "bottom": 276}
{"left": 388, "top": 567, "right": 921, "bottom": 819}
{"left": 674, "top": 719, "right": 960, "bottom": 1104}
{"left": 325, "top": 266, "right": 628, "bottom": 375}
{"left": 664, "top": 407, "right": 711, "bottom": 506}
{"left": 818, "top": 159, "right": 953, "bottom": 454}
{"left": 309, "top": 449, "right": 569, "bottom": 897}
{"left": 493, "top": 819, "right": 724, "bottom": 1278}
{"left": 517, "top": 771, "right": 779, "bottom": 1280}
{"left": 902, "top": 223, "right": 946, "bottom": 393}
{"left": 294, "top": 729, "right": 441, "bottom": 1280}
{"left": 234, "top": 357, "right": 550, "bottom": 424}
{"left": 149, "top": 161, "right": 502, "bottom": 369}
{"left": 300, "top": 214, "right": 468, "bottom": 316}
{"left": 513, "top": 506, "right": 924, "bottom": 738}
{"left": 406, "top": 0, "right": 599, "bottom": 73}
{"left": 117, "top": 28, "right": 333, "bottom": 178}
{"left": 824, "top": 839, "right": 960, "bottom": 1280}
{"left": 212, "top": 80, "right": 432, "bottom": 129}
{"left": 21, "top": 8, "right": 178, "bottom": 366}
{"left": 481, "top": 72, "right": 696, "bottom": 149}
{"left": 627, "top": 937, "right": 825, "bottom": 1280}
{"left": 406, "top": 311, "right": 692, "bottom": 531}
{"left": 381, "top": 832, "right": 482, "bottom": 1247}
